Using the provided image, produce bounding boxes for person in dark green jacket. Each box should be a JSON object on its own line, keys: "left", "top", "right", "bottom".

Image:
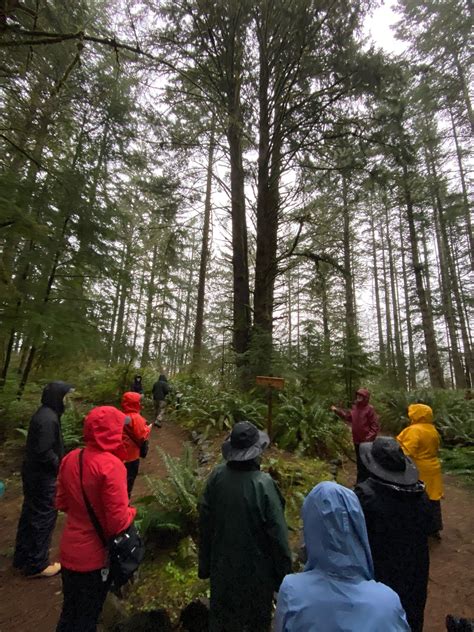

{"left": 198, "top": 421, "right": 292, "bottom": 632}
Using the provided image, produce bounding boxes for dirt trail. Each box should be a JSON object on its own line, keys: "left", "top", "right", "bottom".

{"left": 0, "top": 424, "right": 473, "bottom": 632}
{"left": 0, "top": 421, "right": 187, "bottom": 632}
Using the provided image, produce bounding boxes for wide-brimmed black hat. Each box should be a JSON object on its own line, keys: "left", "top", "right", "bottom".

{"left": 359, "top": 437, "right": 419, "bottom": 485}
{"left": 222, "top": 421, "right": 270, "bottom": 462}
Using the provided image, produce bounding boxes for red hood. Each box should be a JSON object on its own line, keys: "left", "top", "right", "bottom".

{"left": 83, "top": 406, "right": 127, "bottom": 452}
{"left": 356, "top": 388, "right": 370, "bottom": 405}
{"left": 121, "top": 391, "right": 142, "bottom": 414}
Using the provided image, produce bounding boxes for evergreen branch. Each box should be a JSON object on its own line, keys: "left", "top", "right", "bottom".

{"left": 293, "top": 250, "right": 348, "bottom": 277}
{"left": 0, "top": 133, "right": 53, "bottom": 174}
{"left": 0, "top": 26, "right": 155, "bottom": 59}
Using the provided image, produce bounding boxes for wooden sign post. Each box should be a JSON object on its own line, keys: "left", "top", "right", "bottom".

{"left": 256, "top": 376, "right": 285, "bottom": 440}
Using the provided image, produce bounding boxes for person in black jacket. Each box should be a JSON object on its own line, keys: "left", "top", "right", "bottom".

{"left": 355, "top": 437, "right": 434, "bottom": 632}
{"left": 13, "top": 381, "right": 73, "bottom": 577}
{"left": 152, "top": 374, "right": 169, "bottom": 427}
{"left": 130, "top": 374, "right": 144, "bottom": 394}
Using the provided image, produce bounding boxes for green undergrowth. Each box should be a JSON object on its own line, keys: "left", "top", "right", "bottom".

{"left": 124, "top": 537, "right": 209, "bottom": 621}
{"left": 375, "top": 389, "right": 473, "bottom": 446}
{"left": 263, "top": 452, "right": 335, "bottom": 540}
{"left": 440, "top": 447, "right": 474, "bottom": 488}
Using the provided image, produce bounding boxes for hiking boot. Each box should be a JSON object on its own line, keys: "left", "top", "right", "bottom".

{"left": 29, "top": 562, "right": 61, "bottom": 578}
{"left": 154, "top": 420, "right": 162, "bottom": 428}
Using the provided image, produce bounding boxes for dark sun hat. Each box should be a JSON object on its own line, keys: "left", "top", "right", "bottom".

{"left": 222, "top": 421, "right": 270, "bottom": 462}
{"left": 359, "top": 437, "right": 419, "bottom": 485}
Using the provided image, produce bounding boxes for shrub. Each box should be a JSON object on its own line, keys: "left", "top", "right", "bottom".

{"left": 169, "top": 377, "right": 266, "bottom": 434}
{"left": 440, "top": 447, "right": 474, "bottom": 487}
{"left": 272, "top": 393, "right": 351, "bottom": 459}
{"left": 376, "top": 389, "right": 474, "bottom": 445}
{"left": 137, "top": 445, "right": 204, "bottom": 542}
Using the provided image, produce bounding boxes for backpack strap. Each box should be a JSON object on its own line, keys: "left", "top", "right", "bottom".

{"left": 78, "top": 449, "right": 107, "bottom": 546}
{"left": 123, "top": 423, "right": 143, "bottom": 449}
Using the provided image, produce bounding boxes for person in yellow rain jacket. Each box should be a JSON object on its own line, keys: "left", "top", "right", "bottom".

{"left": 397, "top": 403, "right": 443, "bottom": 537}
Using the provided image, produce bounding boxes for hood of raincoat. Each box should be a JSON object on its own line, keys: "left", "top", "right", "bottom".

{"left": 356, "top": 388, "right": 370, "bottom": 405}
{"left": 408, "top": 403, "right": 433, "bottom": 425}
{"left": 83, "top": 406, "right": 127, "bottom": 453}
{"left": 41, "top": 381, "right": 73, "bottom": 416}
{"left": 158, "top": 374, "right": 168, "bottom": 382}
{"left": 303, "top": 481, "right": 373, "bottom": 580}
{"left": 121, "top": 391, "right": 141, "bottom": 414}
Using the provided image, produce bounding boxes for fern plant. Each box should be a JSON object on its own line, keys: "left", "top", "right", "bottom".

{"left": 140, "top": 444, "right": 204, "bottom": 542}
{"left": 376, "top": 389, "right": 474, "bottom": 445}
{"left": 273, "top": 394, "right": 351, "bottom": 458}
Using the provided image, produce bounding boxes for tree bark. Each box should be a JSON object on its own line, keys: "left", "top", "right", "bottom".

{"left": 192, "top": 119, "right": 215, "bottom": 369}
{"left": 401, "top": 164, "right": 445, "bottom": 388}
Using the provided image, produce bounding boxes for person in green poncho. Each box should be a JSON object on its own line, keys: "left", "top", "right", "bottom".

{"left": 198, "top": 421, "right": 292, "bottom": 632}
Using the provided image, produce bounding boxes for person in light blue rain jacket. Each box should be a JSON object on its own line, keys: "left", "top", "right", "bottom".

{"left": 274, "top": 481, "right": 410, "bottom": 632}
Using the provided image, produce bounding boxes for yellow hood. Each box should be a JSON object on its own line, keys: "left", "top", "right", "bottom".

{"left": 408, "top": 403, "right": 433, "bottom": 425}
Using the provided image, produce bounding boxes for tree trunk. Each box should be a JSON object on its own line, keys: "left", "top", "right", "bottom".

{"left": 192, "top": 119, "right": 215, "bottom": 369}
{"left": 401, "top": 164, "right": 445, "bottom": 388}
{"left": 398, "top": 208, "right": 417, "bottom": 389}
{"left": 141, "top": 242, "right": 159, "bottom": 366}
{"left": 449, "top": 107, "right": 474, "bottom": 270}
{"left": 383, "top": 200, "right": 406, "bottom": 388}
{"left": 253, "top": 27, "right": 282, "bottom": 376}
{"left": 369, "top": 210, "right": 386, "bottom": 370}
{"left": 342, "top": 175, "right": 358, "bottom": 398}
{"left": 425, "top": 151, "right": 467, "bottom": 387}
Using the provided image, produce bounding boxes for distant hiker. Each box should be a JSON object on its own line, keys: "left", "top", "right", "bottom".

{"left": 397, "top": 403, "right": 444, "bottom": 537}
{"left": 331, "top": 388, "right": 380, "bottom": 482}
{"left": 130, "top": 374, "right": 144, "bottom": 394}
{"left": 275, "top": 481, "right": 410, "bottom": 632}
{"left": 55, "top": 406, "right": 137, "bottom": 631}
{"left": 152, "top": 374, "right": 170, "bottom": 427}
{"left": 355, "top": 437, "right": 434, "bottom": 632}
{"left": 13, "top": 381, "right": 73, "bottom": 578}
{"left": 199, "top": 421, "right": 292, "bottom": 632}
{"left": 121, "top": 392, "right": 151, "bottom": 496}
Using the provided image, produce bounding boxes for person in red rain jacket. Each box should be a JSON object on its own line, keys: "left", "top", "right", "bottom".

{"left": 55, "top": 406, "right": 136, "bottom": 632}
{"left": 121, "top": 391, "right": 152, "bottom": 496}
{"left": 331, "top": 388, "right": 380, "bottom": 483}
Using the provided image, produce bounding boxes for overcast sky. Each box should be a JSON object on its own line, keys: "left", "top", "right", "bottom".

{"left": 364, "top": 0, "right": 408, "bottom": 55}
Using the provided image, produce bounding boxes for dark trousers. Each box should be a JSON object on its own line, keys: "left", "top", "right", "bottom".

{"left": 13, "top": 468, "right": 57, "bottom": 575}
{"left": 125, "top": 459, "right": 140, "bottom": 497}
{"left": 354, "top": 444, "right": 370, "bottom": 484}
{"left": 56, "top": 567, "right": 110, "bottom": 632}
{"left": 430, "top": 499, "right": 443, "bottom": 533}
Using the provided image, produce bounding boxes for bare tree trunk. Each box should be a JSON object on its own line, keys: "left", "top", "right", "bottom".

{"left": 381, "top": 229, "right": 395, "bottom": 377}
{"left": 112, "top": 239, "right": 132, "bottom": 364}
{"left": 398, "top": 208, "right": 417, "bottom": 389}
{"left": 141, "top": 242, "right": 159, "bottom": 366}
{"left": 342, "top": 175, "right": 358, "bottom": 398}
{"left": 449, "top": 107, "right": 474, "bottom": 270}
{"left": 192, "top": 119, "right": 215, "bottom": 369}
{"left": 369, "top": 210, "right": 386, "bottom": 370}
{"left": 425, "top": 152, "right": 467, "bottom": 387}
{"left": 180, "top": 239, "right": 198, "bottom": 370}
{"left": 253, "top": 27, "right": 282, "bottom": 375}
{"left": 383, "top": 201, "right": 406, "bottom": 388}
{"left": 401, "top": 165, "right": 445, "bottom": 388}
{"left": 453, "top": 50, "right": 474, "bottom": 135}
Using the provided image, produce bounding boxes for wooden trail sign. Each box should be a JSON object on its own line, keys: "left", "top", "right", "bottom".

{"left": 256, "top": 376, "right": 285, "bottom": 439}
{"left": 256, "top": 376, "right": 285, "bottom": 389}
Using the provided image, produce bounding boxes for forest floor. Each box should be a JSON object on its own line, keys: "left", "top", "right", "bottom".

{"left": 0, "top": 422, "right": 473, "bottom": 632}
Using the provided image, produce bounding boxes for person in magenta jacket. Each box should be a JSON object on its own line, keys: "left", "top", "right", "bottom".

{"left": 121, "top": 391, "right": 151, "bottom": 497}
{"left": 331, "top": 388, "right": 380, "bottom": 482}
{"left": 55, "top": 406, "right": 136, "bottom": 632}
